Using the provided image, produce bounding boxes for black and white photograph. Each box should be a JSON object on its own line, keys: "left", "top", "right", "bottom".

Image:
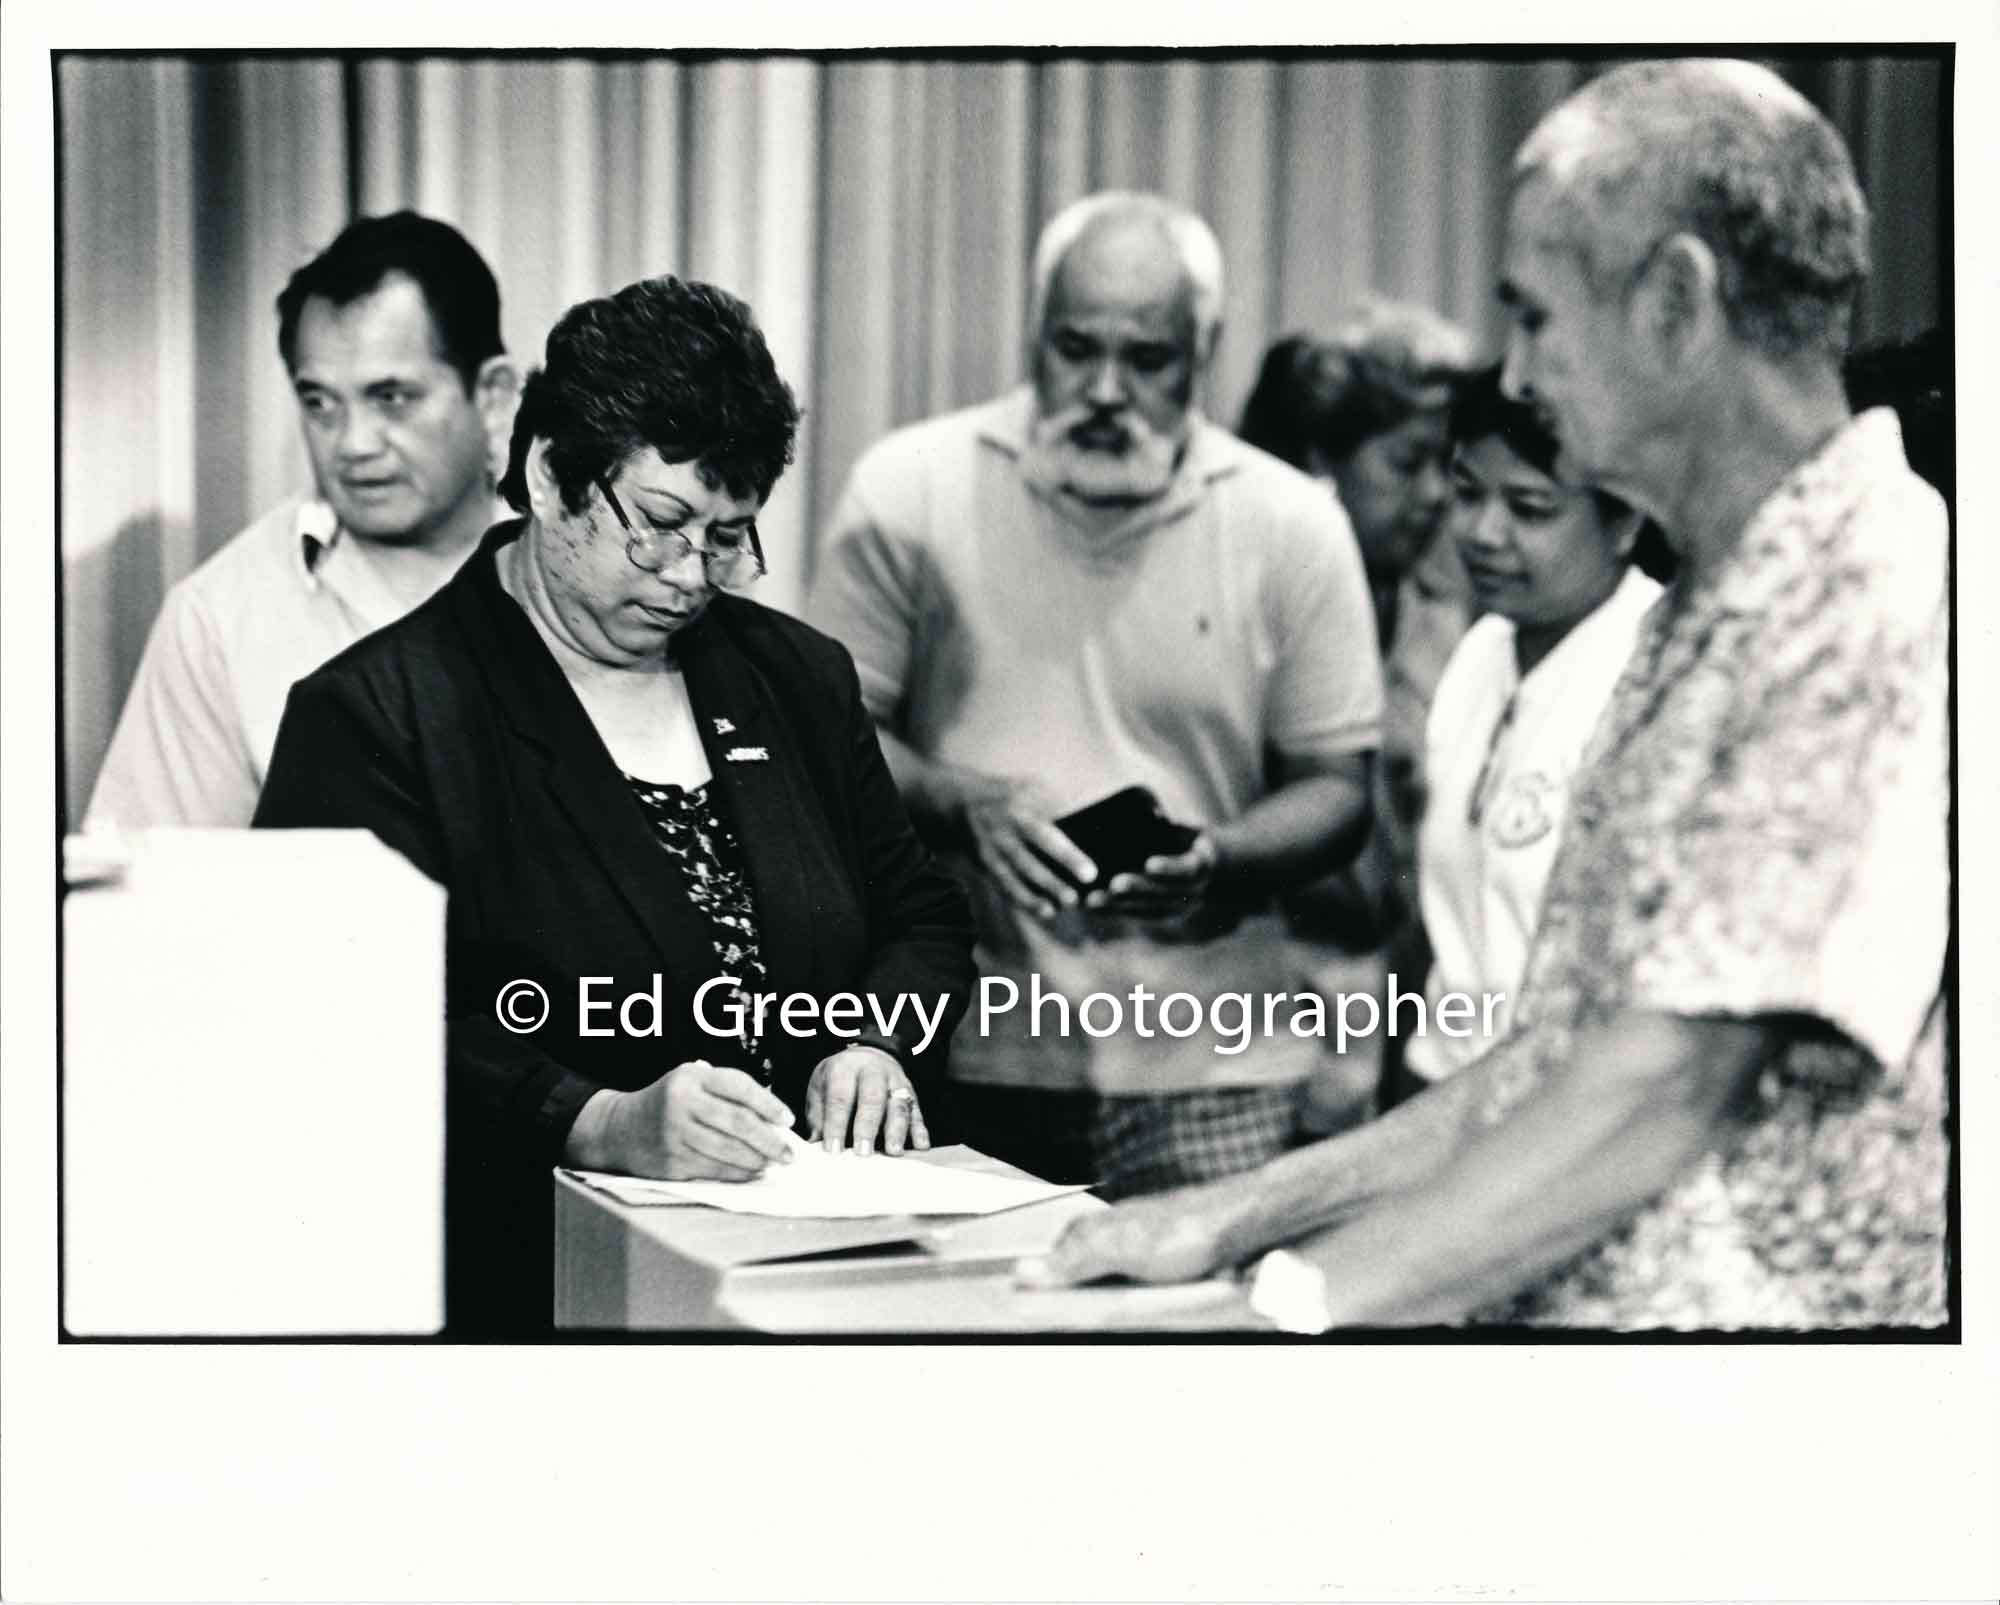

{"left": 4, "top": 3, "right": 1996, "bottom": 1600}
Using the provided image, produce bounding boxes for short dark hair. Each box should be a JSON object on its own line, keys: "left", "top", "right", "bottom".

{"left": 1236, "top": 335, "right": 1323, "bottom": 471}
{"left": 1449, "top": 364, "right": 1562, "bottom": 479}
{"left": 275, "top": 211, "right": 503, "bottom": 392}
{"left": 499, "top": 276, "right": 800, "bottom": 515}
{"left": 1450, "top": 364, "right": 1677, "bottom": 583}
{"left": 1238, "top": 303, "right": 1473, "bottom": 471}
{"left": 1845, "top": 328, "right": 1952, "bottom": 505}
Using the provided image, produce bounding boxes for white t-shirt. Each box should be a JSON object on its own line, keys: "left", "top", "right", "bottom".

{"left": 1406, "top": 565, "right": 1661, "bottom": 1080}
{"left": 808, "top": 388, "right": 1384, "bottom": 1094}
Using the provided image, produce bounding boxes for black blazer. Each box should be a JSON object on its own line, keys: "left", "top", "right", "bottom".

{"left": 255, "top": 522, "right": 976, "bottom": 1336}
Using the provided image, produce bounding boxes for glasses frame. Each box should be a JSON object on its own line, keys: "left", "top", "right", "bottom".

{"left": 597, "top": 478, "right": 768, "bottom": 588}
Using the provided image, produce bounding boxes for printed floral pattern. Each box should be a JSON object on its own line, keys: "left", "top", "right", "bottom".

{"left": 1469, "top": 413, "right": 1950, "bottom": 1329}
{"left": 625, "top": 776, "right": 774, "bottom": 1081}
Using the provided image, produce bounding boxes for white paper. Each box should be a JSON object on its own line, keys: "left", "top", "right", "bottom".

{"left": 566, "top": 1131, "right": 1089, "bottom": 1218}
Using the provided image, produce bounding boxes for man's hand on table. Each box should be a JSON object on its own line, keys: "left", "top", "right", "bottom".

{"left": 1015, "top": 1180, "right": 1239, "bottom": 1288}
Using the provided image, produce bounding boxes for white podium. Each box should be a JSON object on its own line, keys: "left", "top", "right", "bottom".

{"left": 62, "top": 829, "right": 445, "bottom": 1335}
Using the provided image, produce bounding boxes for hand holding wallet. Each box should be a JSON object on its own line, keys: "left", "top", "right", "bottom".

{"left": 1046, "top": 785, "right": 1200, "bottom": 888}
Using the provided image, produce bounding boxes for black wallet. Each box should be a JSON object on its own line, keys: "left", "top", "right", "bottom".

{"left": 1049, "top": 785, "right": 1199, "bottom": 885}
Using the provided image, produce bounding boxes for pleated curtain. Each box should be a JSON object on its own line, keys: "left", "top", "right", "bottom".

{"left": 58, "top": 52, "right": 1946, "bottom": 821}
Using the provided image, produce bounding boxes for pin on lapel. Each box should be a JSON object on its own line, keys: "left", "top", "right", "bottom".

{"left": 712, "top": 718, "right": 735, "bottom": 734}
{"left": 724, "top": 745, "right": 769, "bottom": 763}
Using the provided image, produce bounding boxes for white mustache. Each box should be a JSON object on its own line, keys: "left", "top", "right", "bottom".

{"left": 1028, "top": 402, "right": 1185, "bottom": 502}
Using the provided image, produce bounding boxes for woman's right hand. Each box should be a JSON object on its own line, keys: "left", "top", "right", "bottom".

{"left": 569, "top": 1060, "right": 797, "bottom": 1181}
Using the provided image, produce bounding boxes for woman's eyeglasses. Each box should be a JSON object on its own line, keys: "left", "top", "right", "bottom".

{"left": 598, "top": 480, "right": 767, "bottom": 590}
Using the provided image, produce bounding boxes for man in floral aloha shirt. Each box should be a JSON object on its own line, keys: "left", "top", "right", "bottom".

{"left": 1022, "top": 57, "right": 1950, "bottom": 1331}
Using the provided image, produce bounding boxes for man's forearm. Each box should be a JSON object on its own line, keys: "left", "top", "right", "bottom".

{"left": 1281, "top": 1013, "right": 1778, "bottom": 1325}
{"left": 1027, "top": 1023, "right": 1534, "bottom": 1290}
{"left": 1210, "top": 763, "right": 1371, "bottom": 900}
{"left": 1204, "top": 1064, "right": 1476, "bottom": 1264}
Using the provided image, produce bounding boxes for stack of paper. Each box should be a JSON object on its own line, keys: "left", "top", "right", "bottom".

{"left": 566, "top": 1131, "right": 1088, "bottom": 1219}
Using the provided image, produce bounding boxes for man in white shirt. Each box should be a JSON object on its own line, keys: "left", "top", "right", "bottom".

{"left": 809, "top": 192, "right": 1382, "bottom": 1193}
{"left": 86, "top": 211, "right": 517, "bottom": 828}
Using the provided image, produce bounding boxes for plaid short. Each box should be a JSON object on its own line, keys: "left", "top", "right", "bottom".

{"left": 1089, "top": 1083, "right": 1305, "bottom": 1201}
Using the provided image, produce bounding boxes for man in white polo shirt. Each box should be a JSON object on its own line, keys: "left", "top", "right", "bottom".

{"left": 87, "top": 211, "right": 516, "bottom": 829}
{"left": 809, "top": 191, "right": 1383, "bottom": 1193}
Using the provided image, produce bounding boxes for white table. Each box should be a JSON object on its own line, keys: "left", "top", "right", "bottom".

{"left": 553, "top": 1146, "right": 1264, "bottom": 1334}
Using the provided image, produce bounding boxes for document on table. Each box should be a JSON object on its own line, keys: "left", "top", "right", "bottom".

{"left": 564, "top": 1131, "right": 1090, "bottom": 1219}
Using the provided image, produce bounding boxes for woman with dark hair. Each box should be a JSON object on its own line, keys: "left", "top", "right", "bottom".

{"left": 1238, "top": 303, "right": 1476, "bottom": 1130}
{"left": 1238, "top": 301, "right": 1475, "bottom": 651}
{"left": 1241, "top": 304, "right": 1478, "bottom": 885}
{"left": 256, "top": 277, "right": 976, "bottom": 1335}
{"left": 1844, "top": 328, "right": 1952, "bottom": 507}
{"left": 1386, "top": 365, "right": 1661, "bottom": 1103}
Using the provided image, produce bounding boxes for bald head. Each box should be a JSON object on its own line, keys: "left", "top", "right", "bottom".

{"left": 1514, "top": 58, "right": 1870, "bottom": 359}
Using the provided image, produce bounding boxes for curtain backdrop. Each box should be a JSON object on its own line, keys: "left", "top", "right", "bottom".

{"left": 58, "top": 51, "right": 1947, "bottom": 823}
